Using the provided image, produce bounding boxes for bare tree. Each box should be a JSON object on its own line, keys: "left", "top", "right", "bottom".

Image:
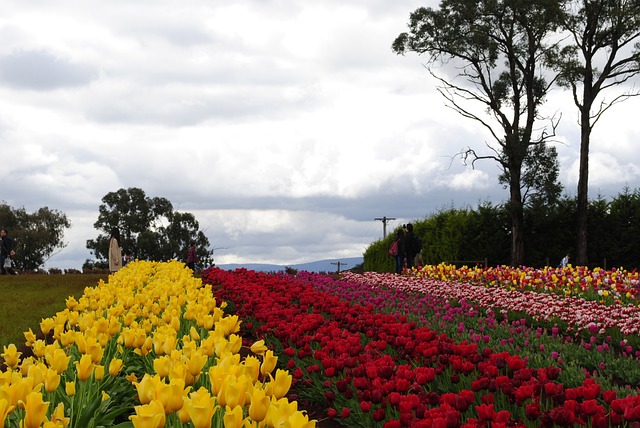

{"left": 552, "top": 0, "right": 640, "bottom": 266}
{"left": 393, "top": 0, "right": 563, "bottom": 265}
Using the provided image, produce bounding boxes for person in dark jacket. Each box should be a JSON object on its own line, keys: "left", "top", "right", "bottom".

{"left": 1, "top": 228, "right": 17, "bottom": 275}
{"left": 405, "top": 223, "right": 421, "bottom": 270}
{"left": 186, "top": 242, "right": 198, "bottom": 271}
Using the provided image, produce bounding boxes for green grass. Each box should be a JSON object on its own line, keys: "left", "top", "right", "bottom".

{"left": 0, "top": 274, "right": 108, "bottom": 350}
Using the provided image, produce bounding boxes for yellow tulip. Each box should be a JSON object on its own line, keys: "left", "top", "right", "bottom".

{"left": 26, "top": 363, "right": 45, "bottom": 389}
{"left": 0, "top": 398, "right": 14, "bottom": 427}
{"left": 129, "top": 400, "right": 165, "bottom": 428}
{"left": 134, "top": 374, "right": 160, "bottom": 405}
{"left": 177, "top": 403, "right": 191, "bottom": 423}
{"left": 86, "top": 341, "right": 104, "bottom": 364}
{"left": 182, "top": 340, "right": 197, "bottom": 359}
{"left": 186, "top": 350, "right": 208, "bottom": 377}
{"left": 133, "top": 329, "right": 147, "bottom": 349}
{"left": 31, "top": 340, "right": 46, "bottom": 358}
{"left": 153, "top": 356, "right": 172, "bottom": 379}
{"left": 21, "top": 391, "right": 49, "bottom": 428}
{"left": 221, "top": 374, "right": 248, "bottom": 408}
{"left": 249, "top": 388, "right": 270, "bottom": 422}
{"left": 185, "top": 387, "right": 218, "bottom": 428}
{"left": 260, "top": 350, "right": 278, "bottom": 377}
{"left": 65, "top": 296, "right": 78, "bottom": 310}
{"left": 208, "top": 365, "right": 228, "bottom": 396}
{"left": 223, "top": 405, "right": 245, "bottom": 428}
{"left": 108, "top": 316, "right": 122, "bottom": 336}
{"left": 198, "top": 335, "right": 215, "bottom": 357}
{"left": 94, "top": 365, "right": 105, "bottom": 381}
{"left": 271, "top": 369, "right": 292, "bottom": 399}
{"left": 75, "top": 354, "right": 94, "bottom": 381}
{"left": 19, "top": 357, "right": 34, "bottom": 377}
{"left": 153, "top": 382, "right": 173, "bottom": 415}
{"left": 40, "top": 318, "right": 55, "bottom": 336}
{"left": 250, "top": 339, "right": 268, "bottom": 355}
{"left": 43, "top": 368, "right": 61, "bottom": 393}
{"left": 218, "top": 315, "right": 241, "bottom": 335}
{"left": 228, "top": 334, "right": 242, "bottom": 354}
{"left": 189, "top": 326, "right": 200, "bottom": 341}
{"left": 102, "top": 391, "right": 110, "bottom": 402}
{"left": 243, "top": 355, "right": 261, "bottom": 381}
{"left": 214, "top": 337, "right": 230, "bottom": 357}
{"left": 109, "top": 358, "right": 123, "bottom": 376}
{"left": 65, "top": 382, "right": 76, "bottom": 396}
{"left": 169, "top": 361, "right": 188, "bottom": 385}
{"left": 23, "top": 329, "right": 37, "bottom": 346}
{"left": 167, "top": 379, "right": 187, "bottom": 413}
{"left": 59, "top": 330, "right": 76, "bottom": 348}
{"left": 50, "top": 402, "right": 70, "bottom": 428}
{"left": 45, "top": 348, "right": 71, "bottom": 374}
{"left": 11, "top": 376, "right": 35, "bottom": 409}
{"left": 287, "top": 410, "right": 316, "bottom": 428}
{"left": 2, "top": 344, "right": 21, "bottom": 369}
{"left": 169, "top": 316, "right": 181, "bottom": 332}
{"left": 121, "top": 328, "right": 136, "bottom": 348}
{"left": 152, "top": 332, "right": 167, "bottom": 355}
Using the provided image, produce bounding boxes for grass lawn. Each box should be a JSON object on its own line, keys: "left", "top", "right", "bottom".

{"left": 0, "top": 273, "right": 108, "bottom": 350}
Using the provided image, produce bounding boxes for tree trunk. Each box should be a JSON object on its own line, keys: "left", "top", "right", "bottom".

{"left": 576, "top": 116, "right": 590, "bottom": 266}
{"left": 576, "top": 78, "right": 594, "bottom": 267}
{"left": 509, "top": 168, "right": 525, "bottom": 266}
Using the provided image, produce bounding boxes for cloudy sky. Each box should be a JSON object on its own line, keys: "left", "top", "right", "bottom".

{"left": 1, "top": 1, "right": 639, "bottom": 269}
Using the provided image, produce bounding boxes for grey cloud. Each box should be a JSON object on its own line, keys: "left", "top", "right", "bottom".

{"left": 0, "top": 50, "right": 97, "bottom": 90}
{"left": 85, "top": 85, "right": 320, "bottom": 125}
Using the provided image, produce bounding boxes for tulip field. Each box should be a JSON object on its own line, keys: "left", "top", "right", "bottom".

{"left": 2, "top": 261, "right": 640, "bottom": 427}
{"left": 201, "top": 264, "right": 640, "bottom": 427}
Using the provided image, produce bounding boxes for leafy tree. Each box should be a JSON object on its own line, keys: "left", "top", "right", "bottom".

{"left": 86, "top": 188, "right": 213, "bottom": 268}
{"left": 0, "top": 204, "right": 70, "bottom": 270}
{"left": 551, "top": 0, "right": 640, "bottom": 266}
{"left": 499, "top": 142, "right": 563, "bottom": 207}
{"left": 393, "top": 0, "right": 564, "bottom": 265}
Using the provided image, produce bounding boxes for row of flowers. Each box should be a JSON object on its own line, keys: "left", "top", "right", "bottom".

{"left": 331, "top": 270, "right": 640, "bottom": 391}
{"left": 202, "top": 267, "right": 640, "bottom": 427}
{"left": 344, "top": 270, "right": 640, "bottom": 337}
{"left": 1, "top": 260, "right": 314, "bottom": 428}
{"left": 406, "top": 263, "right": 640, "bottom": 306}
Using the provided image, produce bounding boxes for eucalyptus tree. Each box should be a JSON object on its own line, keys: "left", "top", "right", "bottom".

{"left": 0, "top": 204, "right": 70, "bottom": 270}
{"left": 393, "top": 0, "right": 565, "bottom": 265}
{"left": 86, "top": 187, "right": 213, "bottom": 267}
{"left": 552, "top": 0, "right": 640, "bottom": 266}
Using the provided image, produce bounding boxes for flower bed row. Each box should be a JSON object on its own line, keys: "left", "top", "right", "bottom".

{"left": 409, "top": 263, "right": 640, "bottom": 306}
{"left": 344, "top": 271, "right": 640, "bottom": 336}
{"left": 0, "top": 261, "right": 314, "bottom": 428}
{"left": 292, "top": 271, "right": 640, "bottom": 390}
{"left": 202, "top": 267, "right": 640, "bottom": 427}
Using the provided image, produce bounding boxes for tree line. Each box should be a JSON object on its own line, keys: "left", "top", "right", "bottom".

{"left": 0, "top": 204, "right": 70, "bottom": 271}
{"left": 364, "top": 187, "right": 640, "bottom": 272}
{"left": 393, "top": 0, "right": 640, "bottom": 267}
{"left": 0, "top": 187, "right": 213, "bottom": 272}
{"left": 84, "top": 188, "right": 213, "bottom": 271}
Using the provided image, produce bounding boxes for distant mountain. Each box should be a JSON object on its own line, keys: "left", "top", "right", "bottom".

{"left": 216, "top": 257, "right": 363, "bottom": 273}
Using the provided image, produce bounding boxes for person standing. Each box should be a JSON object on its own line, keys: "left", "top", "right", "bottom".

{"left": 557, "top": 254, "right": 570, "bottom": 268}
{"left": 108, "top": 227, "right": 122, "bottom": 273}
{"left": 405, "top": 223, "right": 421, "bottom": 270}
{"left": 393, "top": 229, "right": 406, "bottom": 274}
{"left": 123, "top": 251, "right": 132, "bottom": 267}
{"left": 0, "top": 228, "right": 17, "bottom": 275}
{"left": 186, "top": 241, "right": 198, "bottom": 271}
